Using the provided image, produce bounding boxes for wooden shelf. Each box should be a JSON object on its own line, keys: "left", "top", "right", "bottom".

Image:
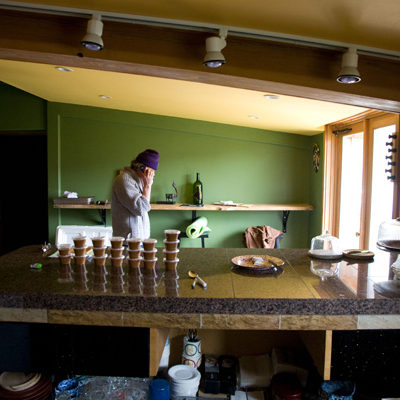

{"left": 151, "top": 203, "right": 313, "bottom": 211}
{"left": 53, "top": 202, "right": 313, "bottom": 233}
{"left": 54, "top": 203, "right": 110, "bottom": 209}
{"left": 54, "top": 202, "right": 313, "bottom": 211}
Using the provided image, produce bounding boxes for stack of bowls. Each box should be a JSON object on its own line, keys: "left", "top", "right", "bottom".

{"left": 93, "top": 269, "right": 107, "bottom": 292}
{"left": 57, "top": 243, "right": 71, "bottom": 255}
{"left": 109, "top": 236, "right": 124, "bottom": 269}
{"left": 168, "top": 365, "right": 201, "bottom": 398}
{"left": 72, "top": 235, "right": 87, "bottom": 260}
{"left": 73, "top": 264, "right": 89, "bottom": 292}
{"left": 91, "top": 235, "right": 107, "bottom": 272}
{"left": 143, "top": 239, "right": 158, "bottom": 270}
{"left": 127, "top": 238, "right": 143, "bottom": 271}
{"left": 0, "top": 372, "right": 52, "bottom": 400}
{"left": 57, "top": 243, "right": 73, "bottom": 283}
{"left": 92, "top": 235, "right": 106, "bottom": 255}
{"left": 163, "top": 230, "right": 180, "bottom": 271}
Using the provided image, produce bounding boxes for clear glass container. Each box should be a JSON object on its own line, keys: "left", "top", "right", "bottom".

{"left": 309, "top": 230, "right": 343, "bottom": 259}
{"left": 391, "top": 254, "right": 400, "bottom": 280}
{"left": 377, "top": 218, "right": 400, "bottom": 250}
{"left": 310, "top": 260, "right": 340, "bottom": 281}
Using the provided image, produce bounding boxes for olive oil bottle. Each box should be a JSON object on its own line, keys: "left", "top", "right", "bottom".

{"left": 193, "top": 172, "right": 203, "bottom": 205}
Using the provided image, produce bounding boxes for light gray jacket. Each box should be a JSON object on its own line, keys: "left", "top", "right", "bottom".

{"left": 111, "top": 167, "right": 151, "bottom": 240}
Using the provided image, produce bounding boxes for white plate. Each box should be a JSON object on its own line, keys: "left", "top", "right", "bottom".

{"left": 168, "top": 365, "right": 200, "bottom": 381}
{"left": 231, "top": 255, "right": 284, "bottom": 269}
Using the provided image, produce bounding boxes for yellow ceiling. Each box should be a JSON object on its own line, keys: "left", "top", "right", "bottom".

{"left": 4, "top": 0, "right": 391, "bottom": 134}
{"left": 0, "top": 59, "right": 367, "bottom": 135}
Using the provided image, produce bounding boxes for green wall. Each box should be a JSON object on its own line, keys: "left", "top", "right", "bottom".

{"left": 0, "top": 82, "right": 46, "bottom": 131}
{"left": 48, "top": 102, "right": 322, "bottom": 248}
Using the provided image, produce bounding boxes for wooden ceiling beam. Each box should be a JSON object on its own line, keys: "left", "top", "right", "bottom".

{"left": 1, "top": 9, "right": 400, "bottom": 112}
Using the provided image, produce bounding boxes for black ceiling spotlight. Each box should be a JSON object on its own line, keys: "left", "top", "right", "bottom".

{"left": 81, "top": 14, "right": 104, "bottom": 51}
{"left": 337, "top": 47, "right": 361, "bottom": 84}
{"left": 203, "top": 28, "right": 228, "bottom": 68}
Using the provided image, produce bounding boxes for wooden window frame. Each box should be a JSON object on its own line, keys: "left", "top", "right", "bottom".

{"left": 323, "top": 110, "right": 400, "bottom": 248}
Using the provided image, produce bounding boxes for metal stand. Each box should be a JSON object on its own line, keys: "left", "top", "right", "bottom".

{"left": 282, "top": 210, "right": 290, "bottom": 233}
{"left": 98, "top": 209, "right": 107, "bottom": 226}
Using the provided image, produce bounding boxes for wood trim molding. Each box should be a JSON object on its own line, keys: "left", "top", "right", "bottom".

{"left": 359, "top": 119, "right": 372, "bottom": 249}
{"left": 149, "top": 328, "right": 169, "bottom": 377}
{"left": 325, "top": 112, "right": 400, "bottom": 246}
{"left": 323, "top": 125, "right": 339, "bottom": 235}
{"left": 394, "top": 115, "right": 400, "bottom": 218}
{"left": 330, "top": 110, "right": 388, "bottom": 131}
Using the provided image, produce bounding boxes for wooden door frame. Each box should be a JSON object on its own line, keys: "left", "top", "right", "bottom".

{"left": 323, "top": 111, "right": 399, "bottom": 247}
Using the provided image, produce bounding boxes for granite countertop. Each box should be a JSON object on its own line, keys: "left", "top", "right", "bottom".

{"left": 0, "top": 245, "right": 399, "bottom": 319}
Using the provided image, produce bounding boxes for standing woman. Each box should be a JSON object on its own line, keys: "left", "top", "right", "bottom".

{"left": 111, "top": 149, "right": 160, "bottom": 240}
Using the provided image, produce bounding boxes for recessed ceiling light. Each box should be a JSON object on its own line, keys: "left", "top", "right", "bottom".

{"left": 264, "top": 94, "right": 280, "bottom": 100}
{"left": 99, "top": 95, "right": 112, "bottom": 99}
{"left": 248, "top": 115, "right": 260, "bottom": 119}
{"left": 56, "top": 66, "right": 73, "bottom": 72}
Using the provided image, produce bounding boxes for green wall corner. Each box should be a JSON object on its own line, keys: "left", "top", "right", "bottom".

{"left": 47, "top": 102, "right": 322, "bottom": 248}
{"left": 0, "top": 82, "right": 46, "bottom": 131}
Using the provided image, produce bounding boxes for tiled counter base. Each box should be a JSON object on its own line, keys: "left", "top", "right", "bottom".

{"left": 2, "top": 308, "right": 400, "bottom": 330}
{"left": 1, "top": 245, "right": 400, "bottom": 382}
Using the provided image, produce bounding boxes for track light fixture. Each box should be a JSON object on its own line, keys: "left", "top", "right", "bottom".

{"left": 337, "top": 47, "right": 361, "bottom": 84}
{"left": 81, "top": 14, "right": 104, "bottom": 51}
{"left": 203, "top": 28, "right": 228, "bottom": 68}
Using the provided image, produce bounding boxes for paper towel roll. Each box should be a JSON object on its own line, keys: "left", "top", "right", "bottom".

{"left": 186, "top": 217, "right": 211, "bottom": 239}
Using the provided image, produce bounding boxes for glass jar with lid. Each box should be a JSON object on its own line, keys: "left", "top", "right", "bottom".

{"left": 308, "top": 231, "right": 343, "bottom": 259}
{"left": 377, "top": 218, "right": 400, "bottom": 251}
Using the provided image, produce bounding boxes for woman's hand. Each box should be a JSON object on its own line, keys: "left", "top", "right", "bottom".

{"left": 144, "top": 167, "right": 155, "bottom": 187}
{"left": 136, "top": 167, "right": 154, "bottom": 186}
{"left": 138, "top": 167, "right": 155, "bottom": 200}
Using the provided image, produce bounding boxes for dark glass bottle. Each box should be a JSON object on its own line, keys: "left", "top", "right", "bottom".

{"left": 193, "top": 172, "right": 203, "bottom": 205}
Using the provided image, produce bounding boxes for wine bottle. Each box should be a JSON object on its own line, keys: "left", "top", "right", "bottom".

{"left": 193, "top": 172, "right": 203, "bottom": 205}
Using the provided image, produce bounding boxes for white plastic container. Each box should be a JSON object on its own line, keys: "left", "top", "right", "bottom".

{"left": 55, "top": 225, "right": 113, "bottom": 247}
{"left": 168, "top": 365, "right": 201, "bottom": 398}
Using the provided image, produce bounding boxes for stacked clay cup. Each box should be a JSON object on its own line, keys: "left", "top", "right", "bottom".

{"left": 72, "top": 235, "right": 88, "bottom": 268}
{"left": 110, "top": 239, "right": 125, "bottom": 292}
{"left": 57, "top": 243, "right": 73, "bottom": 282}
{"left": 127, "top": 238, "right": 143, "bottom": 271}
{"left": 142, "top": 239, "right": 158, "bottom": 270}
{"left": 92, "top": 235, "right": 108, "bottom": 273}
{"left": 110, "top": 236, "right": 125, "bottom": 272}
{"left": 163, "top": 230, "right": 180, "bottom": 271}
{"left": 58, "top": 243, "right": 72, "bottom": 265}
{"left": 92, "top": 235, "right": 106, "bottom": 258}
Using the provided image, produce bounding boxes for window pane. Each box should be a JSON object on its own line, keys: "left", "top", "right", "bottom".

{"left": 369, "top": 124, "right": 395, "bottom": 249}
{"left": 338, "top": 133, "right": 363, "bottom": 248}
